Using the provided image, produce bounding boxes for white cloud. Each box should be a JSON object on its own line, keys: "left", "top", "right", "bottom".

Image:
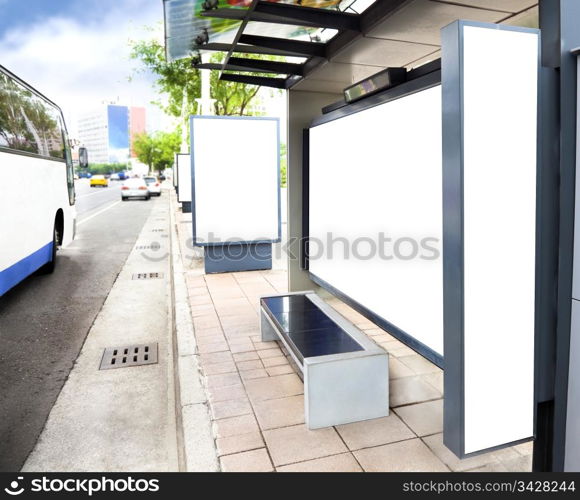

{"left": 0, "top": 0, "right": 174, "bottom": 136}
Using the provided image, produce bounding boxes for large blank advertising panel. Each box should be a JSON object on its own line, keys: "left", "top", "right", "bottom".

{"left": 191, "top": 116, "right": 280, "bottom": 245}
{"left": 442, "top": 21, "right": 538, "bottom": 457}
{"left": 309, "top": 85, "right": 443, "bottom": 361}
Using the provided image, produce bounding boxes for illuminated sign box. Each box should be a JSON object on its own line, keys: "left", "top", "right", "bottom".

{"left": 442, "top": 21, "right": 539, "bottom": 458}
{"left": 190, "top": 116, "right": 280, "bottom": 246}
{"left": 309, "top": 82, "right": 444, "bottom": 363}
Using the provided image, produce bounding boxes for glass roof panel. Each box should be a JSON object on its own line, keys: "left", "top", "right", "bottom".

{"left": 165, "top": 0, "right": 241, "bottom": 60}
{"left": 243, "top": 21, "right": 338, "bottom": 43}
{"left": 164, "top": 0, "right": 378, "bottom": 61}
{"left": 260, "top": 0, "right": 375, "bottom": 12}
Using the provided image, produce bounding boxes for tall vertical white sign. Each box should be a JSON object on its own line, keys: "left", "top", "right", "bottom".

{"left": 442, "top": 21, "right": 539, "bottom": 457}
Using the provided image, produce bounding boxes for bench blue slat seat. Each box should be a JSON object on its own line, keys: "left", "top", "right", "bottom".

{"left": 261, "top": 295, "right": 364, "bottom": 362}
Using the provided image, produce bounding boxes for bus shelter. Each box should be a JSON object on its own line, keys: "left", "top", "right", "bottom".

{"left": 163, "top": 0, "right": 580, "bottom": 472}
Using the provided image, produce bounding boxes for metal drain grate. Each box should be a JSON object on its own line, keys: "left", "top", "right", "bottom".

{"left": 132, "top": 272, "right": 164, "bottom": 280}
{"left": 99, "top": 343, "right": 158, "bottom": 370}
{"left": 151, "top": 229, "right": 165, "bottom": 232}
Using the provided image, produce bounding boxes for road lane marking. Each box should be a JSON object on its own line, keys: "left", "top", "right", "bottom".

{"left": 77, "top": 186, "right": 121, "bottom": 199}
{"left": 77, "top": 201, "right": 122, "bottom": 227}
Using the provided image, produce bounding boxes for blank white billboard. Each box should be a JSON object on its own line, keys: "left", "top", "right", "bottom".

{"left": 172, "top": 156, "right": 178, "bottom": 188}
{"left": 309, "top": 85, "right": 443, "bottom": 357}
{"left": 176, "top": 153, "right": 191, "bottom": 203}
{"left": 191, "top": 116, "right": 280, "bottom": 245}
{"left": 442, "top": 21, "right": 538, "bottom": 458}
{"left": 461, "top": 25, "right": 537, "bottom": 455}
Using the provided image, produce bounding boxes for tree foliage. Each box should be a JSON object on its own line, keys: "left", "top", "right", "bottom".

{"left": 129, "top": 31, "right": 279, "bottom": 121}
{"left": 209, "top": 53, "right": 261, "bottom": 116}
{"left": 87, "top": 163, "right": 129, "bottom": 175}
{"left": 130, "top": 32, "right": 201, "bottom": 120}
{"left": 132, "top": 130, "right": 181, "bottom": 173}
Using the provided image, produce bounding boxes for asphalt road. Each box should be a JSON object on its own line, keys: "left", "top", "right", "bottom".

{"left": 0, "top": 181, "right": 159, "bottom": 471}
{"left": 75, "top": 178, "right": 123, "bottom": 218}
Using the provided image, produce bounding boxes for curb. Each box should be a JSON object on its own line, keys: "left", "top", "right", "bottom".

{"left": 169, "top": 191, "right": 219, "bottom": 472}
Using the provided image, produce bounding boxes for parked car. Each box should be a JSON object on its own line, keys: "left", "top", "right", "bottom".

{"left": 144, "top": 176, "right": 161, "bottom": 196}
{"left": 90, "top": 175, "right": 109, "bottom": 188}
{"left": 121, "top": 178, "right": 150, "bottom": 201}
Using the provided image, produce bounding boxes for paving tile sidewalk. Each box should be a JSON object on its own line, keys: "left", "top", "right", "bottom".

{"left": 174, "top": 197, "right": 532, "bottom": 473}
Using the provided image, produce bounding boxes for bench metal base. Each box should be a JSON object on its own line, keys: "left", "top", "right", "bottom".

{"left": 260, "top": 291, "right": 389, "bottom": 429}
{"left": 204, "top": 243, "right": 272, "bottom": 274}
{"left": 304, "top": 353, "right": 389, "bottom": 429}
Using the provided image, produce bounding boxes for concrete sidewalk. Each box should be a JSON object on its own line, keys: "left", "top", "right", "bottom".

{"left": 23, "top": 194, "right": 179, "bottom": 472}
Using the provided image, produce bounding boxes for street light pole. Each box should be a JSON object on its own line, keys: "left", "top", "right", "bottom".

{"left": 196, "top": 52, "right": 215, "bottom": 116}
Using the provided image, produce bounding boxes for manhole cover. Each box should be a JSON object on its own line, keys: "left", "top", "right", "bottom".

{"left": 99, "top": 343, "right": 158, "bottom": 370}
{"left": 132, "top": 272, "right": 164, "bottom": 280}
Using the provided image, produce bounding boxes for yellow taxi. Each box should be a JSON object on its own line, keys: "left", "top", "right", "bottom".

{"left": 90, "top": 175, "right": 109, "bottom": 188}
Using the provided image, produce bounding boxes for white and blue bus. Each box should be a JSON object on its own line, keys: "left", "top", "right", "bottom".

{"left": 0, "top": 65, "right": 77, "bottom": 296}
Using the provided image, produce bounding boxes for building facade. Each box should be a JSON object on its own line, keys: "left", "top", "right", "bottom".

{"left": 78, "top": 104, "right": 146, "bottom": 165}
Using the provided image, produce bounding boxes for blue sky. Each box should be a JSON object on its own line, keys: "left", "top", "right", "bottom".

{"left": 0, "top": 0, "right": 171, "bottom": 134}
{"left": 0, "top": 0, "right": 85, "bottom": 35}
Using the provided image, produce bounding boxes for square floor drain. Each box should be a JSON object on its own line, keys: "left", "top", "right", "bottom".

{"left": 135, "top": 243, "right": 161, "bottom": 251}
{"left": 99, "top": 343, "right": 158, "bottom": 370}
{"left": 132, "top": 272, "right": 164, "bottom": 280}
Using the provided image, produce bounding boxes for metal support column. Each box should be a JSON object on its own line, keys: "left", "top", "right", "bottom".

{"left": 535, "top": 0, "right": 580, "bottom": 472}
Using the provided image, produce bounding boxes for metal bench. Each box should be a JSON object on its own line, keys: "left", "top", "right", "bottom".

{"left": 260, "top": 291, "right": 389, "bottom": 429}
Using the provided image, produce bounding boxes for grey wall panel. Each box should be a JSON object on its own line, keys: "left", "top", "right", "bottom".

{"left": 565, "top": 299, "right": 580, "bottom": 471}
{"left": 565, "top": 55, "right": 580, "bottom": 472}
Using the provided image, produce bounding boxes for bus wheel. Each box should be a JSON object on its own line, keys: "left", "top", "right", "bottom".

{"left": 38, "top": 224, "right": 59, "bottom": 275}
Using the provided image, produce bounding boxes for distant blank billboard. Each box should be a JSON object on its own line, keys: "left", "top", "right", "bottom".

{"left": 309, "top": 85, "right": 443, "bottom": 361}
{"left": 176, "top": 153, "right": 191, "bottom": 203}
{"left": 190, "top": 116, "right": 280, "bottom": 245}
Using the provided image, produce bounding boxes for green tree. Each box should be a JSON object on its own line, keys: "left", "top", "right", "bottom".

{"left": 130, "top": 32, "right": 201, "bottom": 124}
{"left": 129, "top": 32, "right": 280, "bottom": 122}
{"left": 280, "top": 142, "right": 287, "bottom": 188}
{"left": 88, "top": 163, "right": 128, "bottom": 175}
{"left": 209, "top": 53, "right": 261, "bottom": 116}
{"left": 133, "top": 130, "right": 181, "bottom": 174}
